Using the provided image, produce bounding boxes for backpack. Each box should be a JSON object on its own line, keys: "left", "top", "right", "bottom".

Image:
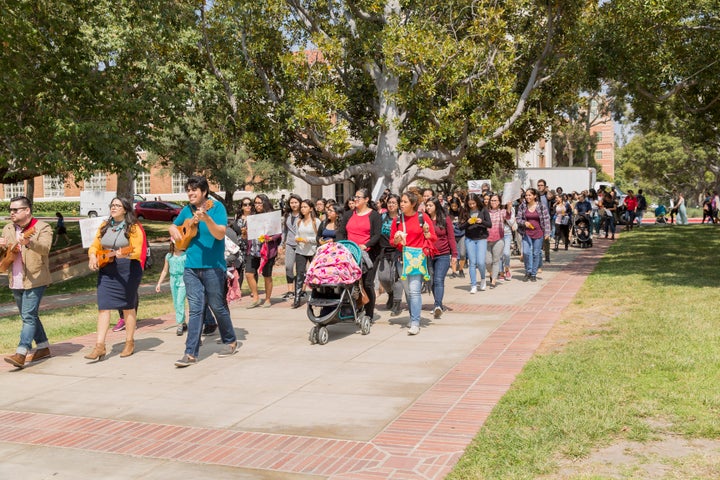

{"left": 636, "top": 194, "right": 647, "bottom": 211}
{"left": 136, "top": 223, "right": 151, "bottom": 270}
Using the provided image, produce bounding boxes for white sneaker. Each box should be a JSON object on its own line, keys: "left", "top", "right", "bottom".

{"left": 408, "top": 325, "right": 420, "bottom": 335}
{"left": 433, "top": 306, "right": 442, "bottom": 319}
{"left": 480, "top": 279, "right": 487, "bottom": 291}
{"left": 470, "top": 286, "right": 477, "bottom": 294}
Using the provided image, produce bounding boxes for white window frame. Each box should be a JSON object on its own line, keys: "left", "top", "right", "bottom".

{"left": 4, "top": 182, "right": 25, "bottom": 199}
{"left": 172, "top": 173, "right": 187, "bottom": 193}
{"left": 43, "top": 175, "right": 65, "bottom": 198}
{"left": 84, "top": 173, "right": 107, "bottom": 191}
{"left": 134, "top": 171, "right": 151, "bottom": 196}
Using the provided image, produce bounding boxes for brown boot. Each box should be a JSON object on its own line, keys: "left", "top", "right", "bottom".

{"left": 4, "top": 353, "right": 26, "bottom": 369}
{"left": 120, "top": 339, "right": 134, "bottom": 358}
{"left": 31, "top": 347, "right": 51, "bottom": 362}
{"left": 84, "top": 344, "right": 106, "bottom": 361}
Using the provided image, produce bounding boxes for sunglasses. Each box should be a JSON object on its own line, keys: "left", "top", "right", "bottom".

{"left": 242, "top": 202, "right": 252, "bottom": 206}
{"left": 9, "top": 207, "right": 28, "bottom": 213}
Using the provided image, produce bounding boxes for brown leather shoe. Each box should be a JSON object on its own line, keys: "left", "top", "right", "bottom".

{"left": 31, "top": 347, "right": 51, "bottom": 362}
{"left": 120, "top": 339, "right": 134, "bottom": 358}
{"left": 4, "top": 353, "right": 26, "bottom": 369}
{"left": 84, "top": 343, "right": 106, "bottom": 361}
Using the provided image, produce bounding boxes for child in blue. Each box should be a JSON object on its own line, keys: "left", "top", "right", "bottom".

{"left": 156, "top": 242, "right": 187, "bottom": 335}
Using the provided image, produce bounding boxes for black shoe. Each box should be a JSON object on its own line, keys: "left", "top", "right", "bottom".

{"left": 291, "top": 297, "right": 302, "bottom": 309}
{"left": 458, "top": 270, "right": 465, "bottom": 278}
{"left": 390, "top": 301, "right": 402, "bottom": 317}
{"left": 202, "top": 324, "right": 217, "bottom": 335}
{"left": 523, "top": 274, "right": 530, "bottom": 282}
{"left": 530, "top": 275, "right": 537, "bottom": 282}
{"left": 385, "top": 292, "right": 394, "bottom": 309}
{"left": 176, "top": 323, "right": 187, "bottom": 336}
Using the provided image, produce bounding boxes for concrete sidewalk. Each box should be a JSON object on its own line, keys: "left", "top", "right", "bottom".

{"left": 0, "top": 241, "right": 610, "bottom": 479}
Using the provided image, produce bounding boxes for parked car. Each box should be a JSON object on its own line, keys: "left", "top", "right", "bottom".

{"left": 134, "top": 201, "right": 183, "bottom": 221}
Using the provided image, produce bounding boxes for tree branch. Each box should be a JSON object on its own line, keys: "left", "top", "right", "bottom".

{"left": 284, "top": 161, "right": 374, "bottom": 185}
{"left": 199, "top": 4, "right": 238, "bottom": 121}
{"left": 476, "top": 6, "right": 557, "bottom": 147}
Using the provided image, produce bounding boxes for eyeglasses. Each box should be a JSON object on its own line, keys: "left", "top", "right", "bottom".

{"left": 242, "top": 202, "right": 252, "bottom": 206}
{"left": 353, "top": 196, "right": 365, "bottom": 200}
{"left": 8, "top": 207, "right": 28, "bottom": 213}
{"left": 254, "top": 200, "right": 263, "bottom": 204}
{"left": 110, "top": 204, "right": 124, "bottom": 209}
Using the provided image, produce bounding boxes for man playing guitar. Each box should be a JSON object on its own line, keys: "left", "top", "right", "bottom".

{"left": 2, "top": 196, "right": 53, "bottom": 369}
{"left": 169, "top": 176, "right": 238, "bottom": 367}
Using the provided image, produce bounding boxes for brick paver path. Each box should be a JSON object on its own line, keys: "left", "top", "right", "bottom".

{"left": 0, "top": 241, "right": 609, "bottom": 478}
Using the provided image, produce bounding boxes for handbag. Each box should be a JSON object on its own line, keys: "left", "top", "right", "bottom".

{"left": 401, "top": 246, "right": 430, "bottom": 280}
{"left": 398, "top": 214, "right": 431, "bottom": 280}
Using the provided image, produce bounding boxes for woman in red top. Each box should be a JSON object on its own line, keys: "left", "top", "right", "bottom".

{"left": 337, "top": 188, "right": 382, "bottom": 320}
{"left": 390, "top": 191, "right": 437, "bottom": 335}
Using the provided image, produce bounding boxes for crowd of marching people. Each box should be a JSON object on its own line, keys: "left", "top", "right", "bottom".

{"left": 215, "top": 179, "right": 647, "bottom": 334}
{"left": 2, "top": 174, "right": 656, "bottom": 369}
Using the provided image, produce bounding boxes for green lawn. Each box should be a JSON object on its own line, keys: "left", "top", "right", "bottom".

{"left": 448, "top": 225, "right": 720, "bottom": 479}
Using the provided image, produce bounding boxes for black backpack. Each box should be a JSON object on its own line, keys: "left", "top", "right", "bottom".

{"left": 636, "top": 194, "right": 647, "bottom": 211}
{"left": 395, "top": 212, "right": 425, "bottom": 230}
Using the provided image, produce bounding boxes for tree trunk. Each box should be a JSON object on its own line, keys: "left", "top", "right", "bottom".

{"left": 25, "top": 179, "right": 35, "bottom": 203}
{"left": 116, "top": 170, "right": 135, "bottom": 200}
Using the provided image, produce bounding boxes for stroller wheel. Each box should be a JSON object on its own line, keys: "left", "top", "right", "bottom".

{"left": 308, "top": 326, "right": 319, "bottom": 345}
{"left": 360, "top": 315, "right": 371, "bottom": 335}
{"left": 317, "top": 326, "right": 329, "bottom": 345}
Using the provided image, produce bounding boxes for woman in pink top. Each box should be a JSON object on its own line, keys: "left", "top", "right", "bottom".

{"left": 337, "top": 188, "right": 382, "bottom": 320}
{"left": 486, "top": 194, "right": 511, "bottom": 288}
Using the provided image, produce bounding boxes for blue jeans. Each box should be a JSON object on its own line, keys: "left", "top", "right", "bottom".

{"left": 603, "top": 214, "right": 616, "bottom": 235}
{"left": 12, "top": 286, "right": 49, "bottom": 355}
{"left": 502, "top": 232, "right": 512, "bottom": 272}
{"left": 522, "top": 235, "right": 544, "bottom": 276}
{"left": 402, "top": 274, "right": 423, "bottom": 327}
{"left": 430, "top": 254, "right": 451, "bottom": 309}
{"left": 465, "top": 238, "right": 487, "bottom": 287}
{"left": 183, "top": 268, "right": 237, "bottom": 357}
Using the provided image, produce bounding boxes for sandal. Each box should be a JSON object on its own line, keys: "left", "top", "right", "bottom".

{"left": 246, "top": 299, "right": 262, "bottom": 309}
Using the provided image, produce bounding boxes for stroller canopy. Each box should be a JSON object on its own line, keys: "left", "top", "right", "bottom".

{"left": 305, "top": 242, "right": 363, "bottom": 286}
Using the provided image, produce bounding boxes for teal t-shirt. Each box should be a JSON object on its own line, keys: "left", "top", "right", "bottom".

{"left": 173, "top": 201, "right": 228, "bottom": 269}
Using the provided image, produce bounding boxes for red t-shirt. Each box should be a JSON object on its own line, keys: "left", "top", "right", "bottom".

{"left": 346, "top": 212, "right": 371, "bottom": 246}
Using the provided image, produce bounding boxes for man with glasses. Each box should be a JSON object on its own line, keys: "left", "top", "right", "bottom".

{"left": 170, "top": 176, "right": 238, "bottom": 367}
{"left": 2, "top": 196, "right": 53, "bottom": 369}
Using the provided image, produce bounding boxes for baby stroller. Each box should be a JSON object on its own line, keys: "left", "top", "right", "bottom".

{"left": 571, "top": 214, "right": 593, "bottom": 248}
{"left": 305, "top": 240, "right": 371, "bottom": 345}
{"left": 655, "top": 205, "right": 668, "bottom": 224}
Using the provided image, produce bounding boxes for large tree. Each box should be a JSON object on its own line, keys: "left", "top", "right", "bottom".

{"left": 198, "top": 0, "right": 590, "bottom": 192}
{"left": 0, "top": 0, "right": 197, "bottom": 190}
{"left": 594, "top": 0, "right": 720, "bottom": 146}
{"left": 616, "top": 131, "right": 719, "bottom": 202}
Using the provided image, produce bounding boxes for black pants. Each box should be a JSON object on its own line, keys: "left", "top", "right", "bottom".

{"left": 361, "top": 258, "right": 379, "bottom": 318}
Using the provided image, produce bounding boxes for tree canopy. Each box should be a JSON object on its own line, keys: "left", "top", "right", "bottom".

{"left": 197, "top": 0, "right": 590, "bottom": 192}
{"left": 0, "top": 0, "right": 198, "bottom": 186}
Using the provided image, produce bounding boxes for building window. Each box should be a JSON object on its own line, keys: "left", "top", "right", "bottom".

{"left": 43, "top": 175, "right": 65, "bottom": 198}
{"left": 85, "top": 173, "right": 107, "bottom": 191}
{"left": 172, "top": 173, "right": 187, "bottom": 193}
{"left": 595, "top": 151, "right": 603, "bottom": 160}
{"left": 335, "top": 183, "right": 346, "bottom": 205}
{"left": 134, "top": 171, "right": 150, "bottom": 195}
{"left": 596, "top": 131, "right": 603, "bottom": 141}
{"left": 4, "top": 182, "right": 24, "bottom": 199}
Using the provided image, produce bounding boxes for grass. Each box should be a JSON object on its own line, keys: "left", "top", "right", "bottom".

{"left": 448, "top": 225, "right": 720, "bottom": 479}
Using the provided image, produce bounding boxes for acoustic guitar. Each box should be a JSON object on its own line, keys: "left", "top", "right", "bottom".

{"left": 97, "top": 246, "right": 134, "bottom": 269}
{"left": 174, "top": 199, "right": 214, "bottom": 250}
{"left": 0, "top": 226, "right": 36, "bottom": 273}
